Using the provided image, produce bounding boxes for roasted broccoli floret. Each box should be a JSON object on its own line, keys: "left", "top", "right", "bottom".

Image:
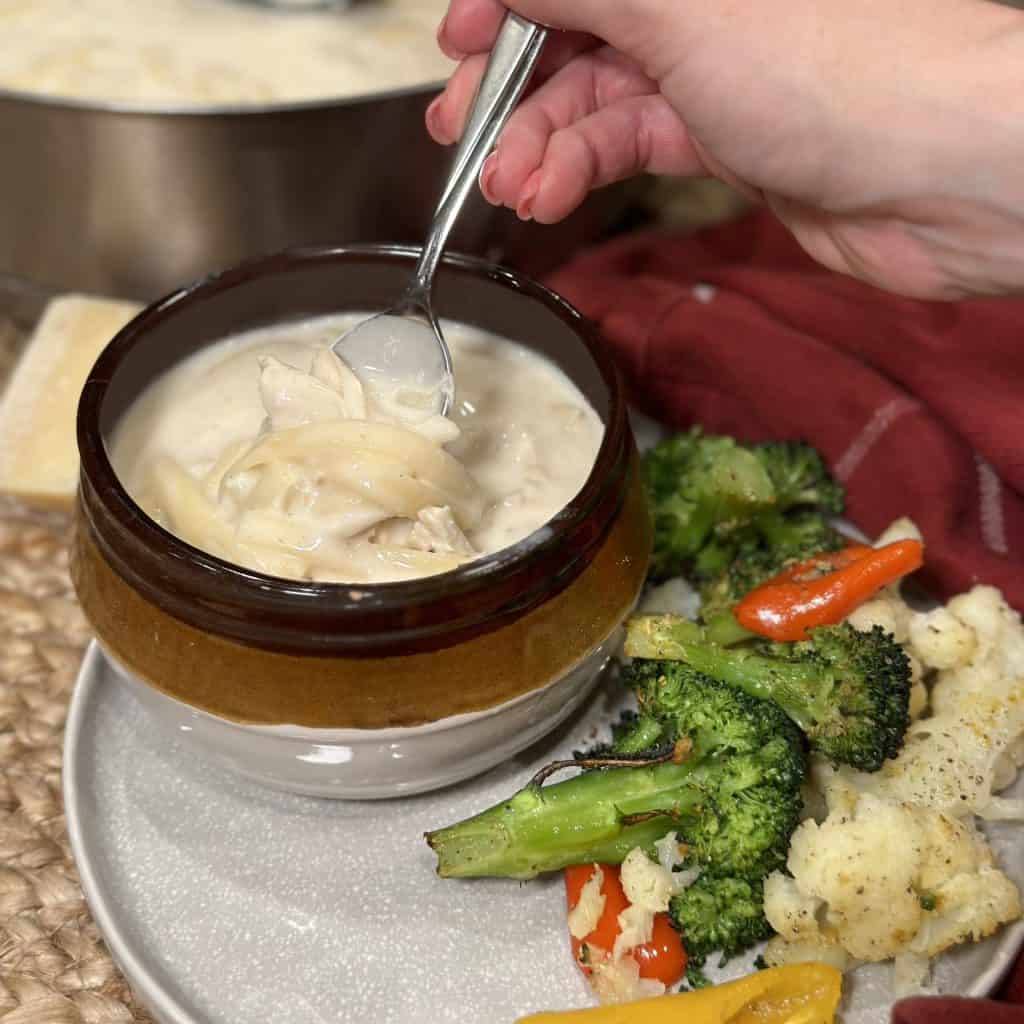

{"left": 620, "top": 660, "right": 805, "bottom": 787}
{"left": 643, "top": 429, "right": 845, "bottom": 581}
{"left": 644, "top": 429, "right": 778, "bottom": 580}
{"left": 671, "top": 875, "right": 774, "bottom": 986}
{"left": 756, "top": 508, "right": 847, "bottom": 556}
{"left": 698, "top": 513, "right": 847, "bottom": 620}
{"left": 626, "top": 617, "right": 911, "bottom": 773}
{"left": 752, "top": 441, "right": 845, "bottom": 516}
{"left": 425, "top": 669, "right": 805, "bottom": 882}
{"left": 698, "top": 548, "right": 784, "bottom": 622}
{"left": 426, "top": 668, "right": 808, "bottom": 973}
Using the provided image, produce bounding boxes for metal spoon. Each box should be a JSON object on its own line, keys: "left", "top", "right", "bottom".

{"left": 331, "top": 13, "right": 547, "bottom": 417}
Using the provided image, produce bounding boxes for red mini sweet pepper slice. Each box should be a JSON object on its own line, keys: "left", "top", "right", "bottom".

{"left": 734, "top": 539, "right": 924, "bottom": 642}
{"left": 564, "top": 863, "right": 687, "bottom": 987}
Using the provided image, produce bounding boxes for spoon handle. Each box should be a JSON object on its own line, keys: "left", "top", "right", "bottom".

{"left": 437, "top": 14, "right": 547, "bottom": 212}
{"left": 405, "top": 13, "right": 546, "bottom": 308}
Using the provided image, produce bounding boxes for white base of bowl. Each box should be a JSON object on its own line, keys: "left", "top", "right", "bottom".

{"left": 101, "top": 638, "right": 616, "bottom": 799}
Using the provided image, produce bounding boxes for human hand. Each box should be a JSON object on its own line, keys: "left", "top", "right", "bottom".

{"left": 427, "top": 0, "right": 1024, "bottom": 299}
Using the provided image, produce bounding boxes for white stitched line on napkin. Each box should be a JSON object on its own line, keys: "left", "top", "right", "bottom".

{"left": 975, "top": 454, "right": 1010, "bottom": 555}
{"left": 835, "top": 396, "right": 922, "bottom": 482}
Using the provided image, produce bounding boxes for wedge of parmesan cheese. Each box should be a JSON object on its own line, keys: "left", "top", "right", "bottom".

{"left": 0, "top": 294, "right": 140, "bottom": 504}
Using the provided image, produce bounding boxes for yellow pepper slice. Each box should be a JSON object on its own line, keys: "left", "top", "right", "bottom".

{"left": 516, "top": 964, "right": 842, "bottom": 1024}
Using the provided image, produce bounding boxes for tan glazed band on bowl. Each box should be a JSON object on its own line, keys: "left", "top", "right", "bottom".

{"left": 72, "top": 464, "right": 650, "bottom": 729}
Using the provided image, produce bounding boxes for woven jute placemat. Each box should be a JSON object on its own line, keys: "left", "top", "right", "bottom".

{"left": 0, "top": 305, "right": 152, "bottom": 1024}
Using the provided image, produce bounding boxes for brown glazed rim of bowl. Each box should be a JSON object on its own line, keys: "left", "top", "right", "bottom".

{"left": 76, "top": 244, "right": 632, "bottom": 655}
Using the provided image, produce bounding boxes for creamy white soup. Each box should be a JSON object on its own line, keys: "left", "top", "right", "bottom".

{"left": 111, "top": 316, "right": 605, "bottom": 584}
{"left": 0, "top": 0, "right": 451, "bottom": 107}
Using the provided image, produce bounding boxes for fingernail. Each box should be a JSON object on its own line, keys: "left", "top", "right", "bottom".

{"left": 516, "top": 172, "right": 541, "bottom": 221}
{"left": 426, "top": 95, "right": 453, "bottom": 144}
{"left": 480, "top": 154, "right": 500, "bottom": 202}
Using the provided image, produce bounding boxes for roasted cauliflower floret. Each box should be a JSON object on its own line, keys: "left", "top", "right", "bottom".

{"left": 912, "top": 869, "right": 1022, "bottom": 958}
{"left": 874, "top": 517, "right": 924, "bottom": 548}
{"left": 762, "top": 933, "right": 854, "bottom": 973}
{"left": 770, "top": 795, "right": 925, "bottom": 961}
{"left": 764, "top": 793, "right": 1021, "bottom": 968}
{"left": 842, "top": 517, "right": 923, "bottom": 645}
{"left": 770, "top": 528, "right": 1024, "bottom": 988}
{"left": 762, "top": 872, "right": 823, "bottom": 946}
{"left": 929, "top": 587, "right": 1024, "bottom": 709}
{"left": 839, "top": 586, "right": 1024, "bottom": 820}
{"left": 907, "top": 606, "right": 977, "bottom": 671}
{"left": 906, "top": 654, "right": 928, "bottom": 720}
{"left": 808, "top": 758, "right": 861, "bottom": 818}
{"left": 847, "top": 595, "right": 911, "bottom": 645}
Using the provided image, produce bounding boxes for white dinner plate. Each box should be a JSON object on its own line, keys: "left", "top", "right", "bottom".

{"left": 64, "top": 641, "right": 1024, "bottom": 1024}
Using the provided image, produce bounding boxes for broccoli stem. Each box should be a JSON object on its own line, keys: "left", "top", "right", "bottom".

{"left": 700, "top": 610, "right": 756, "bottom": 648}
{"left": 610, "top": 715, "right": 667, "bottom": 754}
{"left": 625, "top": 616, "right": 825, "bottom": 736}
{"left": 426, "top": 761, "right": 707, "bottom": 879}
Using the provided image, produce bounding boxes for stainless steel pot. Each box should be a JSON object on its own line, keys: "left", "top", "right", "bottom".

{"left": 0, "top": 85, "right": 625, "bottom": 300}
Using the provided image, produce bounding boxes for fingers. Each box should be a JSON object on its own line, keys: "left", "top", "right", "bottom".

{"left": 426, "top": 35, "right": 601, "bottom": 146}
{"left": 427, "top": 52, "right": 490, "bottom": 145}
{"left": 428, "top": 43, "right": 702, "bottom": 224}
{"left": 516, "top": 95, "right": 704, "bottom": 223}
{"left": 475, "top": 48, "right": 667, "bottom": 203}
{"left": 425, "top": 32, "right": 602, "bottom": 146}
{"left": 428, "top": 1, "right": 687, "bottom": 224}
{"left": 437, "top": 0, "right": 597, "bottom": 77}
{"left": 437, "top": 0, "right": 505, "bottom": 61}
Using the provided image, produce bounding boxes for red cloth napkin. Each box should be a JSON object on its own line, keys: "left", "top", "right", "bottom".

{"left": 546, "top": 208, "right": 1024, "bottom": 1021}
{"left": 546, "top": 209, "right": 1024, "bottom": 611}
{"left": 893, "top": 954, "right": 1024, "bottom": 1019}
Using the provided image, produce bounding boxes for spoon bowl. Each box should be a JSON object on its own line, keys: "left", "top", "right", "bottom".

{"left": 331, "top": 308, "right": 454, "bottom": 417}
{"left": 331, "top": 12, "right": 546, "bottom": 417}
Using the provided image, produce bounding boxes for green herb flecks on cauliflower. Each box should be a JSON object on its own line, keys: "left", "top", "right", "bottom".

{"left": 763, "top": 790, "right": 1021, "bottom": 971}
